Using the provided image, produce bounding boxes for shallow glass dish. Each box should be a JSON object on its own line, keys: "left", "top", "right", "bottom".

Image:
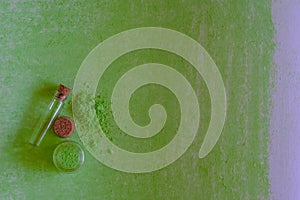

{"left": 53, "top": 141, "right": 85, "bottom": 173}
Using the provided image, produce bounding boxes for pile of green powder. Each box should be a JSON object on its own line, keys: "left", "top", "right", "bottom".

{"left": 94, "top": 95, "right": 114, "bottom": 141}
{"left": 72, "top": 92, "right": 114, "bottom": 144}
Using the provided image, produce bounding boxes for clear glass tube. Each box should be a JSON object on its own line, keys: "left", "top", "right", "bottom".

{"left": 29, "top": 99, "right": 63, "bottom": 146}
{"left": 29, "top": 84, "right": 70, "bottom": 146}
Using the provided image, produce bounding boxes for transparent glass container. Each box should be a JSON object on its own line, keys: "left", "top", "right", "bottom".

{"left": 29, "top": 84, "right": 70, "bottom": 146}
{"left": 53, "top": 141, "right": 85, "bottom": 173}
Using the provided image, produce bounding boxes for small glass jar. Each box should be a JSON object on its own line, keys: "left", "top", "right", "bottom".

{"left": 53, "top": 141, "right": 85, "bottom": 173}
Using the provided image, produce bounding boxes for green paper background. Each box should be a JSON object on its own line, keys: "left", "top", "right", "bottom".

{"left": 0, "top": 1, "right": 273, "bottom": 199}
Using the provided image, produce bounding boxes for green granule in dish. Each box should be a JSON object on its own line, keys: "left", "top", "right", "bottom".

{"left": 56, "top": 147, "right": 80, "bottom": 169}
{"left": 53, "top": 141, "right": 84, "bottom": 172}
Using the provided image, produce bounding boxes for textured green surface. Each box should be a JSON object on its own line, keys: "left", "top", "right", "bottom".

{"left": 0, "top": 1, "right": 273, "bottom": 199}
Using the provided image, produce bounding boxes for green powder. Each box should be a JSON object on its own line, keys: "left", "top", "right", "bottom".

{"left": 94, "top": 95, "right": 114, "bottom": 141}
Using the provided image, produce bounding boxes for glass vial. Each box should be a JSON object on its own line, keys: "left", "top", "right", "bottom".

{"left": 29, "top": 84, "right": 71, "bottom": 146}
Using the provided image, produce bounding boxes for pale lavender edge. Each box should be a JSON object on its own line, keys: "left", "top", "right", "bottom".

{"left": 270, "top": 0, "right": 300, "bottom": 199}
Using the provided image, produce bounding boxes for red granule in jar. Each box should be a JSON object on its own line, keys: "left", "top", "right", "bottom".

{"left": 53, "top": 116, "right": 75, "bottom": 138}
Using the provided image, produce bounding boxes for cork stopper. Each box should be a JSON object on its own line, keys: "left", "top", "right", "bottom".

{"left": 53, "top": 116, "right": 75, "bottom": 138}
{"left": 55, "top": 84, "right": 71, "bottom": 101}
